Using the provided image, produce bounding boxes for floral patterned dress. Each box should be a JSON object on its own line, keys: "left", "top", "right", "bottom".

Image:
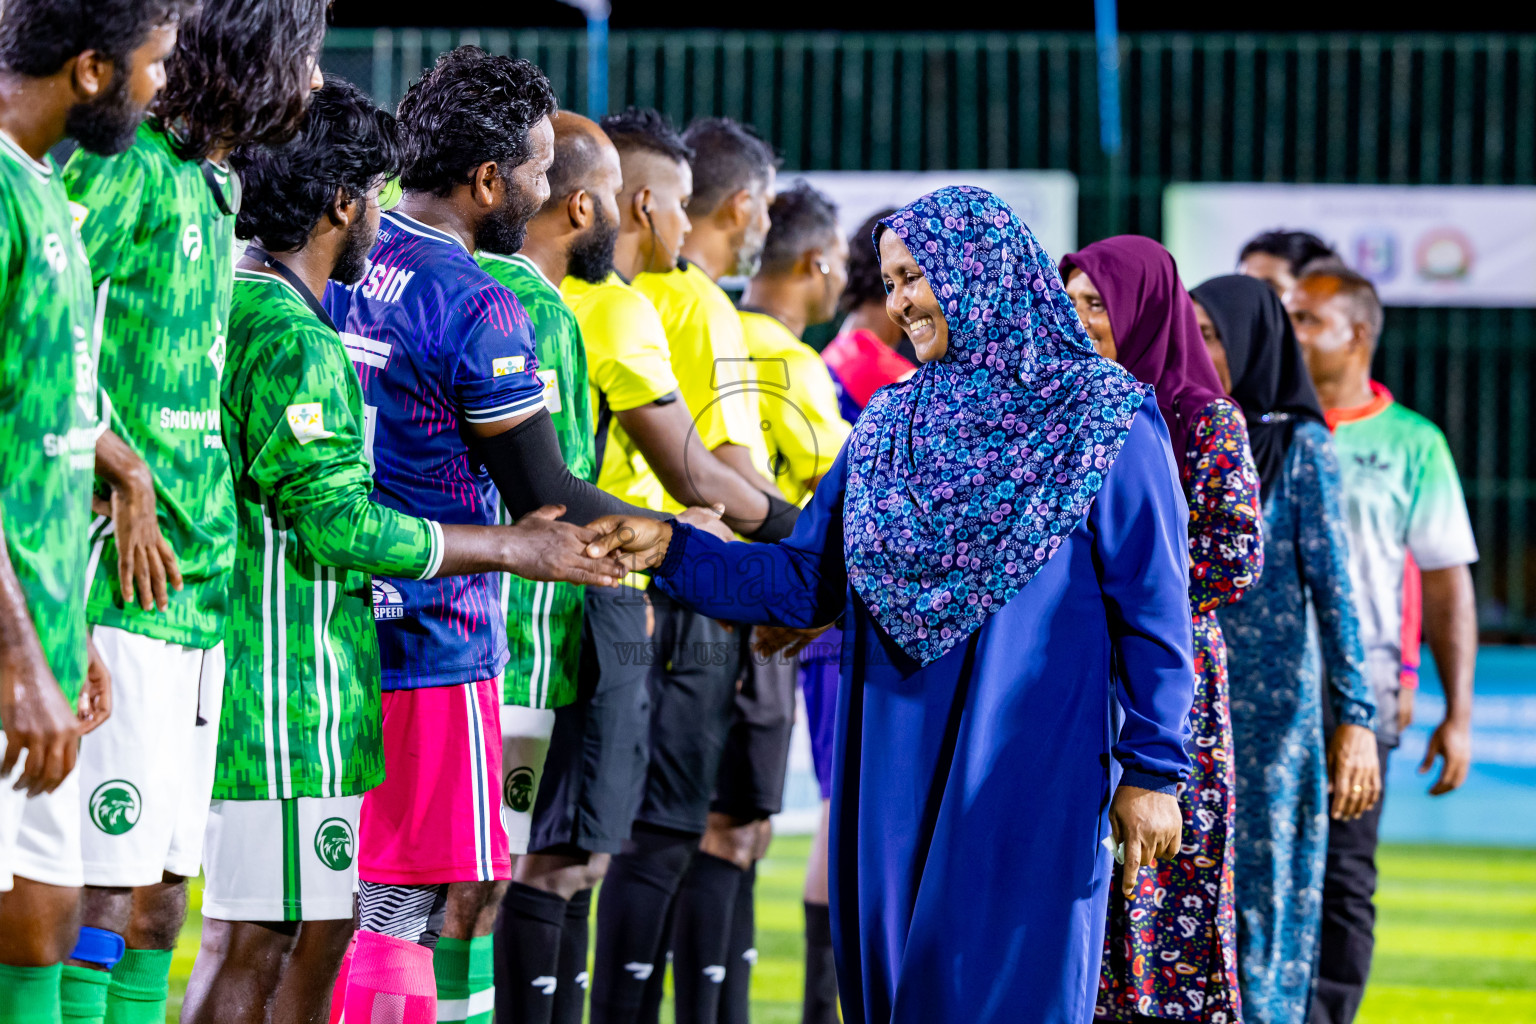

{"left": 1216, "top": 421, "right": 1374, "bottom": 1024}
{"left": 1098, "top": 399, "right": 1262, "bottom": 1023}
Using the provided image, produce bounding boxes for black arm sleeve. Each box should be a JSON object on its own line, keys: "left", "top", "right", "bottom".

{"left": 475, "top": 408, "right": 665, "bottom": 524}
{"left": 745, "top": 493, "right": 801, "bottom": 544}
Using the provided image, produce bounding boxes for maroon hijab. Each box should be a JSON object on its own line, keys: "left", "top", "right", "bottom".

{"left": 1059, "top": 235, "right": 1226, "bottom": 478}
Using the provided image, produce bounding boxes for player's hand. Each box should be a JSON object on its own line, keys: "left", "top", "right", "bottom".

{"left": 584, "top": 516, "right": 675, "bottom": 574}
{"left": 1419, "top": 715, "right": 1471, "bottom": 796}
{"left": 75, "top": 636, "right": 113, "bottom": 736}
{"left": 1396, "top": 687, "right": 1416, "bottom": 734}
{"left": 1107, "top": 784, "right": 1182, "bottom": 900}
{"left": 753, "top": 624, "right": 832, "bottom": 660}
{"left": 1327, "top": 723, "right": 1382, "bottom": 820}
{"left": 502, "top": 506, "right": 623, "bottom": 587}
{"left": 109, "top": 475, "right": 182, "bottom": 612}
{"left": 0, "top": 642, "right": 78, "bottom": 795}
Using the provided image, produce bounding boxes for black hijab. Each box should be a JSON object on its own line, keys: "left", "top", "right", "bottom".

{"left": 1190, "top": 274, "right": 1327, "bottom": 501}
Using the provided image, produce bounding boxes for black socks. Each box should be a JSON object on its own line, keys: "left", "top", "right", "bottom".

{"left": 590, "top": 825, "right": 698, "bottom": 1024}
{"left": 719, "top": 861, "right": 757, "bottom": 1024}
{"left": 802, "top": 901, "right": 838, "bottom": 1024}
{"left": 495, "top": 882, "right": 568, "bottom": 1024}
{"left": 671, "top": 854, "right": 746, "bottom": 1024}
{"left": 551, "top": 888, "right": 593, "bottom": 1024}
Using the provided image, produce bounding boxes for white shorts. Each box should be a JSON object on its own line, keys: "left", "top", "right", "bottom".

{"left": 78, "top": 626, "right": 224, "bottom": 886}
{"left": 201, "top": 795, "right": 362, "bottom": 922}
{"left": 500, "top": 705, "right": 556, "bottom": 856}
{"left": 0, "top": 734, "right": 84, "bottom": 892}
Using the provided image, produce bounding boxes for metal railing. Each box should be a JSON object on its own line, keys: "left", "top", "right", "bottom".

{"left": 322, "top": 28, "right": 1536, "bottom": 636}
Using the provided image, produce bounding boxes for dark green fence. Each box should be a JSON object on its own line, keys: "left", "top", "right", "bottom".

{"left": 322, "top": 28, "right": 1536, "bottom": 637}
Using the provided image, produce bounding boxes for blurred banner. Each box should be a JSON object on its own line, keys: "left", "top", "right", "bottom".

{"left": 792, "top": 170, "right": 1079, "bottom": 264}
{"left": 1164, "top": 183, "right": 1536, "bottom": 307}
{"left": 1383, "top": 647, "right": 1536, "bottom": 846}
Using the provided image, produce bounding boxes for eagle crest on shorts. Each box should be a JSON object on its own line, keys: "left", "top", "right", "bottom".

{"left": 89, "top": 780, "right": 141, "bottom": 835}
{"left": 504, "top": 766, "right": 536, "bottom": 813}
{"left": 314, "top": 817, "right": 356, "bottom": 871}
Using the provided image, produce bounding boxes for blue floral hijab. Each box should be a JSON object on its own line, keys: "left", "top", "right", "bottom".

{"left": 842, "top": 187, "right": 1147, "bottom": 666}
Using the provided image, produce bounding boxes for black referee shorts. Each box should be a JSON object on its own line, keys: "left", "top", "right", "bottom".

{"left": 529, "top": 584, "right": 652, "bottom": 855}
{"left": 635, "top": 588, "right": 742, "bottom": 836}
{"left": 712, "top": 646, "right": 797, "bottom": 822}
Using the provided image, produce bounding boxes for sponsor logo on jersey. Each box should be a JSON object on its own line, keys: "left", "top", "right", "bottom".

{"left": 537, "top": 369, "right": 562, "bottom": 413}
{"left": 503, "top": 765, "right": 536, "bottom": 813}
{"left": 74, "top": 325, "right": 97, "bottom": 420}
{"left": 68, "top": 201, "right": 90, "bottom": 232}
{"left": 285, "top": 403, "right": 334, "bottom": 445}
{"left": 42, "top": 232, "right": 68, "bottom": 274}
{"left": 314, "top": 817, "right": 355, "bottom": 870}
{"left": 493, "top": 356, "right": 526, "bottom": 377}
{"left": 372, "top": 579, "right": 405, "bottom": 620}
{"left": 181, "top": 223, "right": 203, "bottom": 261}
{"left": 209, "top": 332, "right": 226, "bottom": 378}
{"left": 89, "top": 779, "right": 142, "bottom": 835}
{"left": 358, "top": 262, "right": 414, "bottom": 303}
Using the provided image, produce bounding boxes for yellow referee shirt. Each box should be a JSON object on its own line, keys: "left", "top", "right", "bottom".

{"left": 634, "top": 260, "right": 774, "bottom": 507}
{"left": 738, "top": 310, "right": 852, "bottom": 506}
{"left": 561, "top": 272, "right": 677, "bottom": 514}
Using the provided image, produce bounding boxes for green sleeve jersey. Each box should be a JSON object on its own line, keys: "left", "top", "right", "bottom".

{"left": 63, "top": 123, "right": 236, "bottom": 649}
{"left": 217, "top": 269, "right": 443, "bottom": 800}
{"left": 474, "top": 252, "right": 594, "bottom": 709}
{"left": 0, "top": 133, "right": 99, "bottom": 708}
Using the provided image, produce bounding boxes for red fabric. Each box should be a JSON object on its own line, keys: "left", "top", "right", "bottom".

{"left": 820, "top": 328, "right": 915, "bottom": 408}
{"left": 1323, "top": 379, "right": 1393, "bottom": 431}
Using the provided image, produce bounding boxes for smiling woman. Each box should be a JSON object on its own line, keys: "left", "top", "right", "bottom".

{"left": 586, "top": 186, "right": 1204, "bottom": 1024}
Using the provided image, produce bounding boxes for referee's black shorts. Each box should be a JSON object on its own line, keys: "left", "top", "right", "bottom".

{"left": 634, "top": 588, "right": 742, "bottom": 836}
{"left": 712, "top": 647, "right": 797, "bottom": 822}
{"left": 529, "top": 584, "right": 652, "bottom": 855}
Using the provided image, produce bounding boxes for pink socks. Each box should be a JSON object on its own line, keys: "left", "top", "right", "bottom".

{"left": 341, "top": 931, "right": 437, "bottom": 1024}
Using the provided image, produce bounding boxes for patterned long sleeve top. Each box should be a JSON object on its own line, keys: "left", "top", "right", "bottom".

{"left": 1185, "top": 399, "right": 1264, "bottom": 614}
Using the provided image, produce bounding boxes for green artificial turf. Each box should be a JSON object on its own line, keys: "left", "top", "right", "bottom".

{"left": 166, "top": 839, "right": 1536, "bottom": 1023}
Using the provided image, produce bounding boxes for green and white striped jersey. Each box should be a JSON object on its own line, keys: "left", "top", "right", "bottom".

{"left": 476, "top": 253, "right": 593, "bottom": 709}
{"left": 216, "top": 267, "right": 442, "bottom": 800}
{"left": 0, "top": 131, "right": 99, "bottom": 711}
{"left": 64, "top": 123, "right": 237, "bottom": 649}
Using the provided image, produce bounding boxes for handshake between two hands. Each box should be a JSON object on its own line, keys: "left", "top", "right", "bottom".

{"left": 504, "top": 503, "right": 736, "bottom": 589}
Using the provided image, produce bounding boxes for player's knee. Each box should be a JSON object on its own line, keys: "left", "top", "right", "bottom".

{"left": 701, "top": 821, "right": 760, "bottom": 871}
{"left": 581, "top": 852, "right": 611, "bottom": 890}
{"left": 129, "top": 878, "right": 190, "bottom": 949}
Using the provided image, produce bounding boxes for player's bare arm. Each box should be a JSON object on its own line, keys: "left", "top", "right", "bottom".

{"left": 435, "top": 506, "right": 623, "bottom": 587}
{"left": 1420, "top": 564, "right": 1477, "bottom": 795}
{"left": 0, "top": 516, "right": 79, "bottom": 795}
{"left": 94, "top": 427, "right": 183, "bottom": 611}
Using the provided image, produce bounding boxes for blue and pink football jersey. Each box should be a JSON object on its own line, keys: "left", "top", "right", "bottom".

{"left": 330, "top": 210, "right": 546, "bottom": 690}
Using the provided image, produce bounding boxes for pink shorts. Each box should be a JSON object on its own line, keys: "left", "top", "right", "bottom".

{"left": 359, "top": 677, "right": 510, "bottom": 884}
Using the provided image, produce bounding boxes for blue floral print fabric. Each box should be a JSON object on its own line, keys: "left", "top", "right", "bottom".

{"left": 842, "top": 186, "right": 1147, "bottom": 667}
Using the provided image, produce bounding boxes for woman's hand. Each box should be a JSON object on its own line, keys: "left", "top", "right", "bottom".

{"left": 1107, "top": 784, "right": 1182, "bottom": 899}
{"left": 585, "top": 515, "right": 676, "bottom": 573}
{"left": 1327, "top": 722, "right": 1382, "bottom": 820}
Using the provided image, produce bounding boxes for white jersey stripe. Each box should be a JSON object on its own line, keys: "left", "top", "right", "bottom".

{"left": 260, "top": 507, "right": 278, "bottom": 799}
{"left": 323, "top": 567, "right": 345, "bottom": 794}
{"left": 312, "top": 567, "right": 331, "bottom": 795}
{"left": 274, "top": 508, "right": 292, "bottom": 800}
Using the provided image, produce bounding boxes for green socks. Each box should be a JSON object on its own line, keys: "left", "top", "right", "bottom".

{"left": 103, "top": 950, "right": 173, "bottom": 1024}
{"left": 60, "top": 965, "right": 110, "bottom": 1024}
{"left": 0, "top": 962, "right": 63, "bottom": 1024}
{"left": 434, "top": 936, "right": 495, "bottom": 1024}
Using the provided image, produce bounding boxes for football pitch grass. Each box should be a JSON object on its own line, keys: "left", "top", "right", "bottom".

{"left": 166, "top": 838, "right": 1536, "bottom": 1023}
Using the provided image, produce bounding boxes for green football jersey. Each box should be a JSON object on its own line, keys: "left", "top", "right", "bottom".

{"left": 0, "top": 132, "right": 99, "bottom": 708}
{"left": 217, "top": 268, "right": 443, "bottom": 800}
{"left": 64, "top": 122, "right": 237, "bottom": 649}
{"left": 475, "top": 252, "right": 593, "bottom": 709}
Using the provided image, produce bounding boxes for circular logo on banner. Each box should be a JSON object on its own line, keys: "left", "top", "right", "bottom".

{"left": 1416, "top": 227, "right": 1475, "bottom": 282}
{"left": 89, "top": 780, "right": 141, "bottom": 835}
{"left": 504, "top": 766, "right": 536, "bottom": 813}
{"left": 314, "top": 817, "right": 356, "bottom": 871}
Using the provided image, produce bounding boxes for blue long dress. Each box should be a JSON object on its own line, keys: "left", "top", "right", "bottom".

{"left": 1217, "top": 422, "right": 1374, "bottom": 1024}
{"left": 651, "top": 406, "right": 1198, "bottom": 1024}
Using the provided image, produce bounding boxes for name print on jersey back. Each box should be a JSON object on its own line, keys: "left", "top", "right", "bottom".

{"left": 329, "top": 211, "right": 548, "bottom": 691}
